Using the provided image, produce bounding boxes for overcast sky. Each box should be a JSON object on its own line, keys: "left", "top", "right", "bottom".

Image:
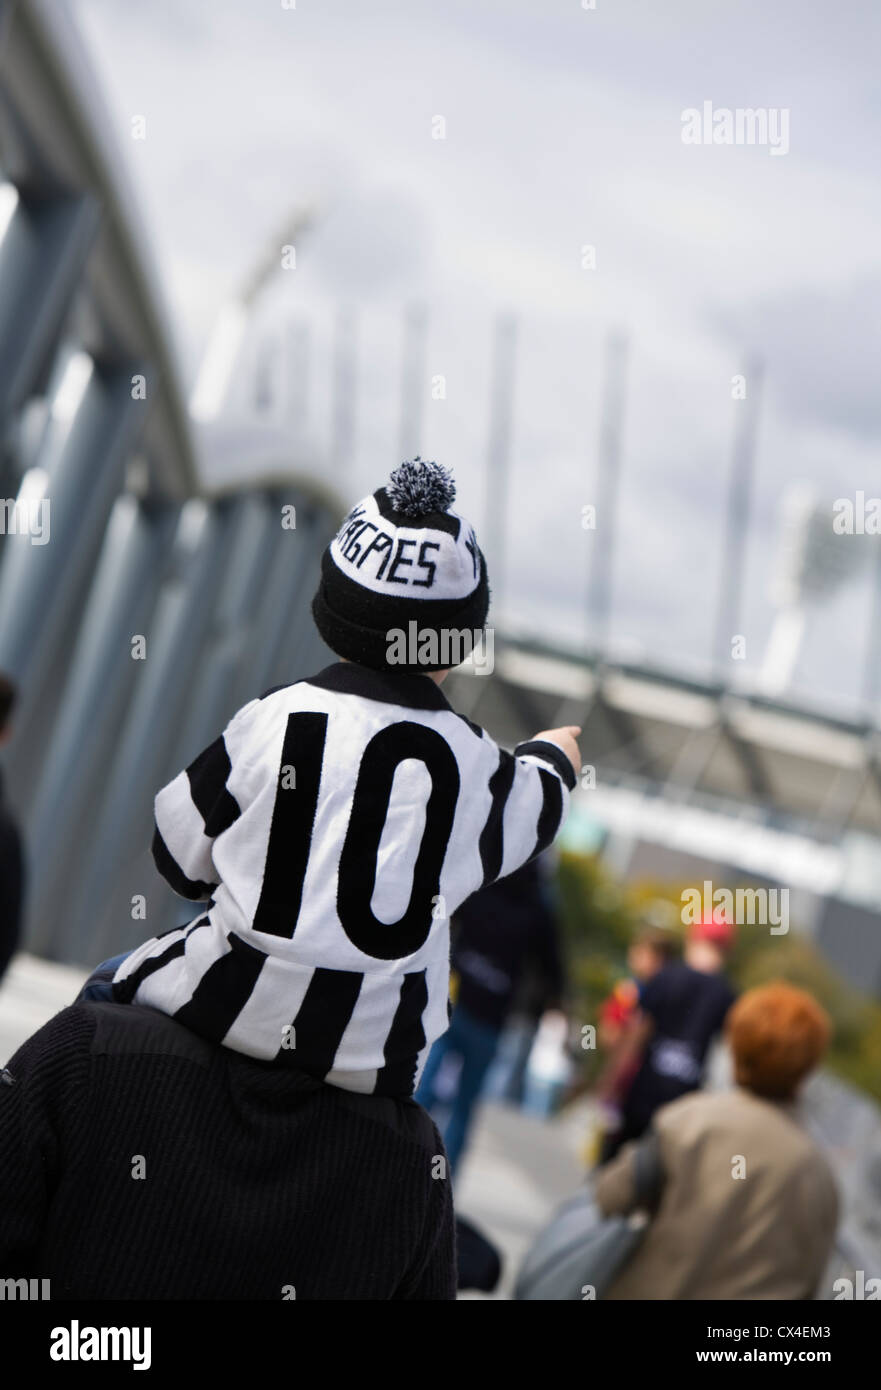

{"left": 72, "top": 0, "right": 881, "bottom": 715}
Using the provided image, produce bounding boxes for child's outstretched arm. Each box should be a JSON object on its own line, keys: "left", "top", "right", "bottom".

{"left": 478, "top": 725, "right": 581, "bottom": 885}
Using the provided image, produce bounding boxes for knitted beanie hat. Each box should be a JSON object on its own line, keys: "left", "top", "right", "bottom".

{"left": 312, "top": 458, "right": 490, "bottom": 672}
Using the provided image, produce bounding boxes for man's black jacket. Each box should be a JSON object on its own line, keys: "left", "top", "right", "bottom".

{"left": 0, "top": 1001, "right": 455, "bottom": 1299}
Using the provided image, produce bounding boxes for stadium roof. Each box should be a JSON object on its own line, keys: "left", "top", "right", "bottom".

{"left": 447, "top": 635, "right": 881, "bottom": 840}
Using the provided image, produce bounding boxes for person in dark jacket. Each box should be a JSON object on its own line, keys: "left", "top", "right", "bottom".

{"left": 416, "top": 856, "right": 565, "bottom": 1171}
{"left": 597, "top": 916, "right": 736, "bottom": 1161}
{"left": 0, "top": 999, "right": 455, "bottom": 1299}
{"left": 0, "top": 673, "right": 23, "bottom": 983}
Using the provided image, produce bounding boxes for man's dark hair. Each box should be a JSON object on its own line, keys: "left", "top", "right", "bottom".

{"left": 0, "top": 673, "right": 17, "bottom": 736}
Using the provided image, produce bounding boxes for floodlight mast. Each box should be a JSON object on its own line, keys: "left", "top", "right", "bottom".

{"left": 761, "top": 482, "right": 868, "bottom": 698}
{"left": 586, "top": 330, "right": 629, "bottom": 662}
{"left": 713, "top": 358, "right": 763, "bottom": 686}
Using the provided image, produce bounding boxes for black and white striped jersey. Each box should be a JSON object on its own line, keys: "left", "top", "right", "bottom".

{"left": 113, "top": 661, "right": 576, "bottom": 1097}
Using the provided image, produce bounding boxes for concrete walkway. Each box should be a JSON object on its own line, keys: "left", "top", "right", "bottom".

{"left": 453, "top": 1096, "right": 589, "bottom": 1298}
{"left": 0, "top": 952, "right": 87, "bottom": 1064}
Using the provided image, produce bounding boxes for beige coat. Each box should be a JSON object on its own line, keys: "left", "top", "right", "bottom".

{"left": 595, "top": 1087, "right": 839, "bottom": 1300}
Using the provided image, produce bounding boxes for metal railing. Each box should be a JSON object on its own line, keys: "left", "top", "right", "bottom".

{"left": 0, "top": 0, "right": 342, "bottom": 964}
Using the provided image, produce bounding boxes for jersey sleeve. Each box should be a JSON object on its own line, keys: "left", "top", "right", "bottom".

{"left": 476, "top": 736, "right": 576, "bottom": 889}
{"left": 152, "top": 699, "right": 257, "bottom": 900}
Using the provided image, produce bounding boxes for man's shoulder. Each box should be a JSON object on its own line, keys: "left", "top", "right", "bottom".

{"left": 81, "top": 1000, "right": 218, "bottom": 1067}
{"left": 52, "top": 1004, "right": 444, "bottom": 1150}
{"left": 3, "top": 1001, "right": 102, "bottom": 1085}
{"left": 5, "top": 1000, "right": 215, "bottom": 1070}
{"left": 640, "top": 960, "right": 686, "bottom": 1006}
{"left": 333, "top": 1087, "right": 448, "bottom": 1155}
{"left": 676, "top": 962, "right": 734, "bottom": 1003}
{"left": 692, "top": 963, "right": 734, "bottom": 997}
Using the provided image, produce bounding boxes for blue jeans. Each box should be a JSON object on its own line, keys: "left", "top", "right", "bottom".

{"left": 76, "top": 951, "right": 133, "bottom": 1003}
{"left": 416, "top": 1004, "right": 501, "bottom": 1173}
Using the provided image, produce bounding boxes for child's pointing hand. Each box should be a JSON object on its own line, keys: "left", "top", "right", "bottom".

{"left": 531, "top": 726, "right": 582, "bottom": 782}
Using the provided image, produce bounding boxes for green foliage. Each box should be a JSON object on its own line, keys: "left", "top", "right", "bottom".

{"left": 555, "top": 849, "right": 881, "bottom": 1102}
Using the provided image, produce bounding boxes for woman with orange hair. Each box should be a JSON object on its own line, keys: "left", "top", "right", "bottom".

{"left": 594, "top": 981, "right": 839, "bottom": 1299}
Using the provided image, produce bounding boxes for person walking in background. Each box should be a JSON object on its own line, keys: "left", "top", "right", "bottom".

{"left": 0, "top": 673, "right": 23, "bottom": 984}
{"left": 597, "top": 915, "right": 736, "bottom": 1161}
{"left": 597, "top": 923, "right": 679, "bottom": 1054}
{"left": 416, "top": 855, "right": 566, "bottom": 1172}
{"left": 595, "top": 982, "right": 839, "bottom": 1299}
{"left": 590, "top": 923, "right": 679, "bottom": 1157}
{"left": 521, "top": 1007, "right": 574, "bottom": 1118}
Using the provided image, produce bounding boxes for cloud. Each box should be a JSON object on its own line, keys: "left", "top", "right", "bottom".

{"left": 69, "top": 0, "right": 881, "bottom": 712}
{"left": 709, "top": 277, "right": 881, "bottom": 441}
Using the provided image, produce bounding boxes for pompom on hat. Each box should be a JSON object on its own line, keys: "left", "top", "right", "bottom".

{"left": 385, "top": 458, "right": 457, "bottom": 516}
{"left": 312, "top": 458, "right": 490, "bottom": 672}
